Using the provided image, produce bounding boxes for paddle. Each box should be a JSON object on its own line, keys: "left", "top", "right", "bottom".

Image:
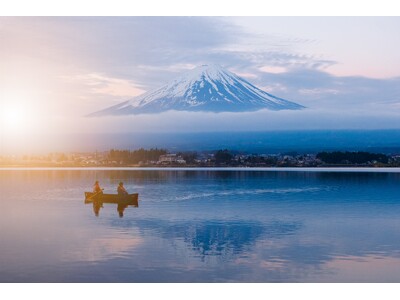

{"left": 87, "top": 188, "right": 104, "bottom": 201}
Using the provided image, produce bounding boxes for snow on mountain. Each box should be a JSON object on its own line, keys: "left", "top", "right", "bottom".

{"left": 90, "top": 65, "right": 304, "bottom": 116}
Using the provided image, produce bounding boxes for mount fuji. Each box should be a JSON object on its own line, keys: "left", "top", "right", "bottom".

{"left": 90, "top": 65, "right": 304, "bottom": 116}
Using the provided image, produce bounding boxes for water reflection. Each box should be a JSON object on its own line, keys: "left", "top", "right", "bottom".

{"left": 85, "top": 198, "right": 137, "bottom": 218}
{"left": 129, "top": 219, "right": 301, "bottom": 261}
{"left": 117, "top": 203, "right": 128, "bottom": 218}
{"left": 1, "top": 169, "right": 400, "bottom": 282}
{"left": 92, "top": 200, "right": 103, "bottom": 217}
{"left": 84, "top": 191, "right": 139, "bottom": 218}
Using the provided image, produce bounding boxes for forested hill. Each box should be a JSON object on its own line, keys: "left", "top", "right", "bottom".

{"left": 316, "top": 151, "right": 389, "bottom": 165}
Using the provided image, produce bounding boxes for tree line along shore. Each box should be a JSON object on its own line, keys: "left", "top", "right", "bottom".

{"left": 1, "top": 148, "right": 400, "bottom": 168}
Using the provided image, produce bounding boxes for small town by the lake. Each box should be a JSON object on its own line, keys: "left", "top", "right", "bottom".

{"left": 2, "top": 148, "right": 400, "bottom": 168}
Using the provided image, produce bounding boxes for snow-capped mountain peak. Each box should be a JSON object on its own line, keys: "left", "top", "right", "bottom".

{"left": 90, "top": 65, "right": 304, "bottom": 116}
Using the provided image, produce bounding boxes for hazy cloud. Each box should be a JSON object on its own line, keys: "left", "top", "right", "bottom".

{"left": 78, "top": 105, "right": 400, "bottom": 135}
{"left": 247, "top": 68, "right": 400, "bottom": 110}
{"left": 2, "top": 16, "right": 400, "bottom": 136}
{"left": 62, "top": 73, "right": 146, "bottom": 98}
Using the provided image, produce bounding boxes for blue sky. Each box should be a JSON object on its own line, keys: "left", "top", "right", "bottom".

{"left": 1, "top": 16, "right": 400, "bottom": 152}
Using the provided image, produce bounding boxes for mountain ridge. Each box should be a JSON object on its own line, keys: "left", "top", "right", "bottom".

{"left": 90, "top": 65, "right": 305, "bottom": 116}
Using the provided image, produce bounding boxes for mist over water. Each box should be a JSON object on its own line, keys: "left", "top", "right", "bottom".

{"left": 1, "top": 169, "right": 400, "bottom": 282}
{"left": 64, "top": 129, "right": 400, "bottom": 153}
{"left": 5, "top": 129, "right": 399, "bottom": 155}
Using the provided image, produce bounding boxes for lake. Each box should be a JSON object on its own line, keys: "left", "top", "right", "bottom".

{"left": 1, "top": 168, "right": 400, "bottom": 283}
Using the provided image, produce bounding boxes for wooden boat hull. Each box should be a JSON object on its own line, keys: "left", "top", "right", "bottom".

{"left": 84, "top": 192, "right": 139, "bottom": 207}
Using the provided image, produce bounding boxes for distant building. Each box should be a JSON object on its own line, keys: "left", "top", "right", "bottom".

{"left": 159, "top": 154, "right": 176, "bottom": 163}
{"left": 158, "top": 154, "right": 186, "bottom": 164}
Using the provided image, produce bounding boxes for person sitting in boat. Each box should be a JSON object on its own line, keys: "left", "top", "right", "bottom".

{"left": 93, "top": 181, "right": 103, "bottom": 194}
{"left": 117, "top": 182, "right": 128, "bottom": 196}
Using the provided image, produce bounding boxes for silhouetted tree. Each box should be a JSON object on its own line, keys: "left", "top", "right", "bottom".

{"left": 215, "top": 149, "right": 233, "bottom": 164}
{"left": 316, "top": 151, "right": 388, "bottom": 164}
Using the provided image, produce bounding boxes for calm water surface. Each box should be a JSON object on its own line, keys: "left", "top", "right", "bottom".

{"left": 1, "top": 168, "right": 400, "bottom": 282}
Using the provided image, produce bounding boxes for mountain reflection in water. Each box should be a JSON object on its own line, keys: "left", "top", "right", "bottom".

{"left": 0, "top": 169, "right": 400, "bottom": 282}
{"left": 132, "top": 219, "right": 300, "bottom": 260}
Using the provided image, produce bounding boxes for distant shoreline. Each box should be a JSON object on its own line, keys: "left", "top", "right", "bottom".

{"left": 1, "top": 166, "right": 400, "bottom": 172}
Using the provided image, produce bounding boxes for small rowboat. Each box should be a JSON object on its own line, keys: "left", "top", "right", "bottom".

{"left": 84, "top": 192, "right": 139, "bottom": 207}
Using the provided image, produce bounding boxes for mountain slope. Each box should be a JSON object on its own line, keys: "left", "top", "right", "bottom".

{"left": 90, "top": 65, "right": 304, "bottom": 116}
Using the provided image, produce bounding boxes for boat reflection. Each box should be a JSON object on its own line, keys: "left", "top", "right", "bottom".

{"left": 84, "top": 192, "right": 139, "bottom": 217}
{"left": 117, "top": 202, "right": 129, "bottom": 218}
{"left": 92, "top": 199, "right": 103, "bottom": 217}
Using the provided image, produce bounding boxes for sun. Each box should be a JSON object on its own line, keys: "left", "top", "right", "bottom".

{"left": 1, "top": 103, "right": 28, "bottom": 133}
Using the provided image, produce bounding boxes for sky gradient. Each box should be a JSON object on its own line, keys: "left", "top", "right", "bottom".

{"left": 1, "top": 17, "right": 400, "bottom": 153}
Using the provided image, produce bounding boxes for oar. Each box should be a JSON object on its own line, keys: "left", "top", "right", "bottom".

{"left": 87, "top": 189, "right": 104, "bottom": 201}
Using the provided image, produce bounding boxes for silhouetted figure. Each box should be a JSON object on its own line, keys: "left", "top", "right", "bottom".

{"left": 93, "top": 181, "right": 103, "bottom": 194}
{"left": 117, "top": 203, "right": 128, "bottom": 218}
{"left": 117, "top": 182, "right": 128, "bottom": 196}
